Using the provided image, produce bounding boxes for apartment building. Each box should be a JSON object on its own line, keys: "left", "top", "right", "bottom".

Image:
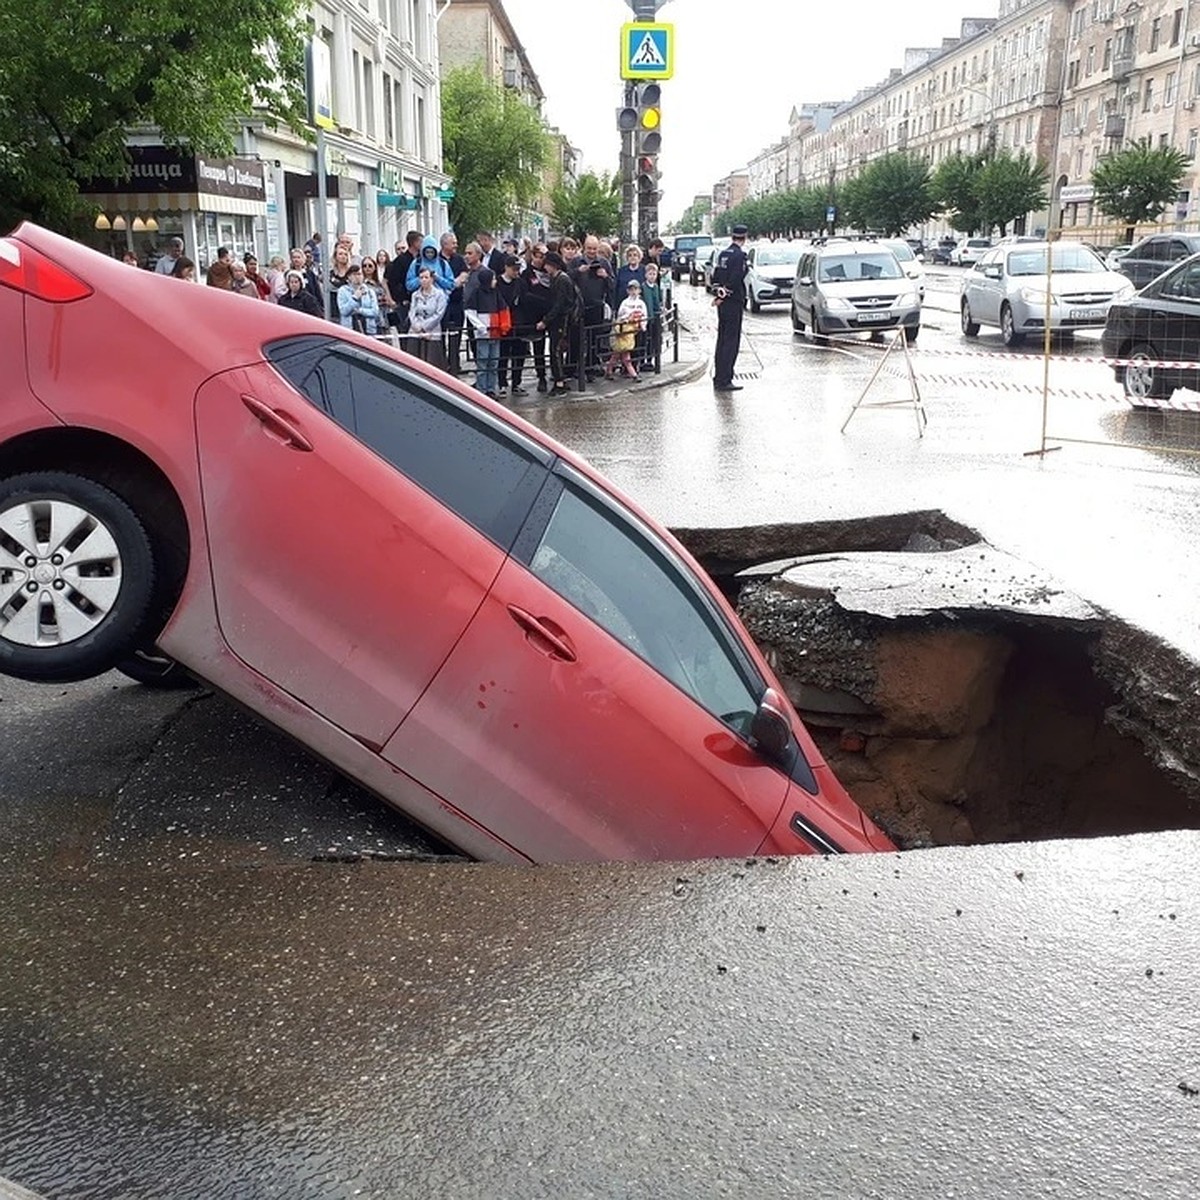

{"left": 1056, "top": 0, "right": 1200, "bottom": 229}
{"left": 84, "top": 0, "right": 451, "bottom": 268}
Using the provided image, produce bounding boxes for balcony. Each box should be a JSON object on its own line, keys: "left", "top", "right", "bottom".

{"left": 1104, "top": 113, "right": 1127, "bottom": 140}
{"left": 1111, "top": 48, "right": 1135, "bottom": 79}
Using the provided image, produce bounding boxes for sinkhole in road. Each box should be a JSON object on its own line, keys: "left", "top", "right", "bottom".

{"left": 682, "top": 509, "right": 1200, "bottom": 850}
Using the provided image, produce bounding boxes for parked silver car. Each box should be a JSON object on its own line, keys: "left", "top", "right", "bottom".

{"left": 791, "top": 242, "right": 921, "bottom": 343}
{"left": 959, "top": 241, "right": 1135, "bottom": 347}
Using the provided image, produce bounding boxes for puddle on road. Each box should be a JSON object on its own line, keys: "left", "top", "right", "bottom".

{"left": 680, "top": 509, "right": 1200, "bottom": 850}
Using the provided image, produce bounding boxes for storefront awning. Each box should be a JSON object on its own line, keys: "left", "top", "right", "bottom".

{"left": 83, "top": 191, "right": 265, "bottom": 216}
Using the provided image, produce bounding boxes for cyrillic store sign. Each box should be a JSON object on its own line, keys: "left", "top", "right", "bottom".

{"left": 81, "top": 146, "right": 266, "bottom": 201}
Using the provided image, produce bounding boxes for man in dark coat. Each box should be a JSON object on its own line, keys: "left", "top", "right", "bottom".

{"left": 496, "top": 255, "right": 529, "bottom": 396}
{"left": 537, "top": 251, "right": 580, "bottom": 395}
{"left": 710, "top": 224, "right": 749, "bottom": 391}
{"left": 386, "top": 230, "right": 422, "bottom": 331}
{"left": 570, "top": 235, "right": 615, "bottom": 376}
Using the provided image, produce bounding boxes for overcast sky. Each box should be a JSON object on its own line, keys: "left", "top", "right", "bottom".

{"left": 499, "top": 0, "right": 999, "bottom": 224}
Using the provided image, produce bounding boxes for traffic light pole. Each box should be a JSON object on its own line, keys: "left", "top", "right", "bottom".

{"left": 620, "top": 82, "right": 636, "bottom": 246}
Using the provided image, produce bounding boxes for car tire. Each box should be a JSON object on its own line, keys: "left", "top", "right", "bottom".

{"left": 0, "top": 472, "right": 157, "bottom": 683}
{"left": 812, "top": 311, "right": 830, "bottom": 346}
{"left": 791, "top": 302, "right": 804, "bottom": 333}
{"left": 1123, "top": 343, "right": 1172, "bottom": 403}
{"left": 749, "top": 294, "right": 761, "bottom": 313}
{"left": 1000, "top": 304, "right": 1025, "bottom": 347}
{"left": 116, "top": 648, "right": 200, "bottom": 689}
{"left": 961, "top": 299, "right": 980, "bottom": 337}
{"left": 905, "top": 325, "right": 920, "bottom": 344}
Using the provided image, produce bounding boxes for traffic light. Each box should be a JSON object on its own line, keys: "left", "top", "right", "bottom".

{"left": 637, "top": 154, "right": 658, "bottom": 198}
{"left": 636, "top": 83, "right": 662, "bottom": 155}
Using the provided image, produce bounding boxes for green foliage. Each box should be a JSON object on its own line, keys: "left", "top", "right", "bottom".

{"left": 930, "top": 152, "right": 988, "bottom": 233}
{"left": 549, "top": 172, "right": 620, "bottom": 242}
{"left": 840, "top": 153, "right": 935, "bottom": 236}
{"left": 440, "top": 65, "right": 550, "bottom": 238}
{"left": 971, "top": 150, "right": 1048, "bottom": 235}
{"left": 717, "top": 186, "right": 837, "bottom": 239}
{"left": 672, "top": 197, "right": 710, "bottom": 235}
{"left": 1092, "top": 139, "right": 1190, "bottom": 234}
{"left": 0, "top": 0, "right": 309, "bottom": 231}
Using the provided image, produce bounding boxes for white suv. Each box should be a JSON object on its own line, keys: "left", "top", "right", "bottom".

{"left": 950, "top": 237, "right": 993, "bottom": 267}
{"left": 791, "top": 242, "right": 922, "bottom": 343}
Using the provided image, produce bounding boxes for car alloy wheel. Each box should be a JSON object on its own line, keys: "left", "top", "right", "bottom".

{"left": 1123, "top": 343, "right": 1170, "bottom": 402}
{"left": 961, "top": 299, "right": 980, "bottom": 337}
{"left": 1000, "top": 304, "right": 1024, "bottom": 347}
{"left": 0, "top": 472, "right": 156, "bottom": 682}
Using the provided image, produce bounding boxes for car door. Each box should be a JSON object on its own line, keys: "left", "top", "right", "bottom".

{"left": 383, "top": 465, "right": 792, "bottom": 862}
{"left": 1130, "top": 237, "right": 1168, "bottom": 288}
{"left": 969, "top": 250, "right": 1002, "bottom": 324}
{"left": 193, "top": 336, "right": 549, "bottom": 748}
{"left": 1150, "top": 259, "right": 1200, "bottom": 380}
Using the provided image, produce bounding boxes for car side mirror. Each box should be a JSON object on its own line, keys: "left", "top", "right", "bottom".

{"left": 750, "top": 687, "right": 792, "bottom": 765}
{"left": 984, "top": 265, "right": 1003, "bottom": 279}
{"left": 798, "top": 275, "right": 813, "bottom": 287}
{"left": 916, "top": 254, "right": 926, "bottom": 264}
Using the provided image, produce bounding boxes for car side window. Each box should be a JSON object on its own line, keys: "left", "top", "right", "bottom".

{"left": 1160, "top": 260, "right": 1200, "bottom": 301}
{"left": 519, "top": 478, "right": 764, "bottom": 737}
{"left": 1146, "top": 239, "right": 1171, "bottom": 261}
{"left": 271, "top": 340, "right": 550, "bottom": 550}
{"left": 1169, "top": 240, "right": 1193, "bottom": 260}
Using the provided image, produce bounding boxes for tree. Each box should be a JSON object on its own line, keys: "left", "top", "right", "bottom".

{"left": 972, "top": 150, "right": 1048, "bottom": 236}
{"left": 0, "top": 0, "right": 309, "bottom": 232}
{"left": 440, "top": 64, "right": 550, "bottom": 239}
{"left": 1092, "top": 139, "right": 1190, "bottom": 241}
{"left": 930, "top": 152, "right": 987, "bottom": 234}
{"left": 549, "top": 172, "right": 620, "bottom": 242}
{"left": 841, "top": 153, "right": 935, "bottom": 236}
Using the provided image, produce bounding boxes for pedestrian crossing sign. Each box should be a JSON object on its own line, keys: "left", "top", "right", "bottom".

{"left": 620, "top": 22, "right": 674, "bottom": 80}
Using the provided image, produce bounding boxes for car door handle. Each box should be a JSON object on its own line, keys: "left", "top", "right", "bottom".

{"left": 241, "top": 395, "right": 314, "bottom": 452}
{"left": 506, "top": 605, "right": 577, "bottom": 662}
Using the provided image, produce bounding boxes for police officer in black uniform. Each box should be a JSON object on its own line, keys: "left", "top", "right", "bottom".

{"left": 710, "top": 223, "right": 749, "bottom": 391}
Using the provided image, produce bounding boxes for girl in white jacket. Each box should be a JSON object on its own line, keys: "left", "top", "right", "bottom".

{"left": 606, "top": 280, "right": 648, "bottom": 380}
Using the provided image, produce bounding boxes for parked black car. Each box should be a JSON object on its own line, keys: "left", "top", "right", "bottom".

{"left": 1102, "top": 251, "right": 1200, "bottom": 403}
{"left": 1116, "top": 232, "right": 1200, "bottom": 289}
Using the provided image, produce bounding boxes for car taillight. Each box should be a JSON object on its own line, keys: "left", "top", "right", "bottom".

{"left": 0, "top": 239, "right": 93, "bottom": 302}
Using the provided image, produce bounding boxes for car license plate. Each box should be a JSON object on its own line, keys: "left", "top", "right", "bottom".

{"left": 858, "top": 311, "right": 890, "bottom": 323}
{"left": 1070, "top": 307, "right": 1104, "bottom": 320}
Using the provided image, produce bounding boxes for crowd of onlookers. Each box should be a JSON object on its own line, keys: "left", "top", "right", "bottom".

{"left": 124, "top": 228, "right": 676, "bottom": 399}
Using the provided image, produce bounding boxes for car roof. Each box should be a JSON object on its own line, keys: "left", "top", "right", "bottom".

{"left": 814, "top": 241, "right": 898, "bottom": 256}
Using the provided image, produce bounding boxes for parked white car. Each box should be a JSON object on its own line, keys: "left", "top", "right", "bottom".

{"left": 881, "top": 239, "right": 926, "bottom": 301}
{"left": 950, "top": 237, "right": 993, "bottom": 267}
{"left": 745, "top": 241, "right": 806, "bottom": 311}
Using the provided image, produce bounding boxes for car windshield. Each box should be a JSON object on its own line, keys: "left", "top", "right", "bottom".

{"left": 818, "top": 253, "right": 902, "bottom": 282}
{"left": 756, "top": 247, "right": 803, "bottom": 267}
{"left": 1007, "top": 245, "right": 1106, "bottom": 275}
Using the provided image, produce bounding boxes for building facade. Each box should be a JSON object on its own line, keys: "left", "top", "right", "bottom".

{"left": 84, "top": 0, "right": 450, "bottom": 269}
{"left": 724, "top": 0, "right": 1200, "bottom": 241}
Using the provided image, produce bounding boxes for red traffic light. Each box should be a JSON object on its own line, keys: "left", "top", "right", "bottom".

{"left": 637, "top": 155, "right": 657, "bottom": 174}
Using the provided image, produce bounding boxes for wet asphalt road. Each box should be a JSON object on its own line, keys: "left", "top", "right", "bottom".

{"left": 3, "top": 266, "right": 1200, "bottom": 1197}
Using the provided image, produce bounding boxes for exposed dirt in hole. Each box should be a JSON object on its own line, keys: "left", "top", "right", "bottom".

{"left": 677, "top": 512, "right": 1200, "bottom": 850}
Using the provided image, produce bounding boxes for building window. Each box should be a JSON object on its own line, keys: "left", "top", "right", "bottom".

{"left": 1194, "top": 63, "right": 1200, "bottom": 95}
{"left": 1144, "top": 78, "right": 1155, "bottom": 111}
{"left": 1166, "top": 71, "right": 1178, "bottom": 106}
{"left": 1103, "top": 38, "right": 1112, "bottom": 70}
{"left": 1076, "top": 148, "right": 1084, "bottom": 175}
{"left": 415, "top": 93, "right": 427, "bottom": 161}
{"left": 1151, "top": 16, "right": 1162, "bottom": 52}
{"left": 1160, "top": 132, "right": 1171, "bottom": 148}
{"left": 352, "top": 49, "right": 362, "bottom": 130}
{"left": 383, "top": 72, "right": 394, "bottom": 146}
{"left": 363, "top": 59, "right": 376, "bottom": 139}
{"left": 1188, "top": 128, "right": 1198, "bottom": 159}
{"left": 1026, "top": 115, "right": 1034, "bottom": 141}
{"left": 1067, "top": 59, "right": 1080, "bottom": 88}
{"left": 1173, "top": 7, "right": 1184, "bottom": 46}
{"left": 1087, "top": 45, "right": 1096, "bottom": 74}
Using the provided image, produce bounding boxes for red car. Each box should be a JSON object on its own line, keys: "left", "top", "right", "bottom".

{"left": 0, "top": 224, "right": 895, "bottom": 863}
